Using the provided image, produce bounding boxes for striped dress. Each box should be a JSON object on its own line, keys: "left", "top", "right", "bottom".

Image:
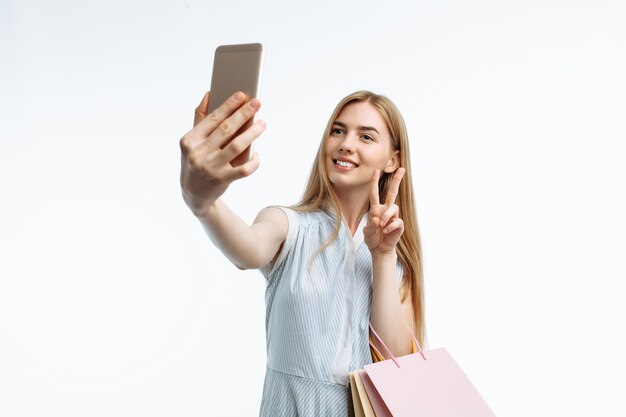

{"left": 259, "top": 207, "right": 403, "bottom": 416}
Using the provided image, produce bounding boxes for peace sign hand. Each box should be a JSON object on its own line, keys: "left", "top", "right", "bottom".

{"left": 363, "top": 168, "right": 406, "bottom": 257}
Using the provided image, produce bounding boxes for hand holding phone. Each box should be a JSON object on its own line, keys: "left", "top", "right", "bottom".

{"left": 180, "top": 91, "right": 266, "bottom": 217}
{"left": 179, "top": 43, "right": 265, "bottom": 217}
{"left": 208, "top": 43, "right": 264, "bottom": 166}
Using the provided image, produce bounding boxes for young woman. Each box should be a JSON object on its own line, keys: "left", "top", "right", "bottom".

{"left": 179, "top": 90, "right": 425, "bottom": 416}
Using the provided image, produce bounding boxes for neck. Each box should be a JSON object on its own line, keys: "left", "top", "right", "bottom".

{"left": 333, "top": 184, "right": 370, "bottom": 236}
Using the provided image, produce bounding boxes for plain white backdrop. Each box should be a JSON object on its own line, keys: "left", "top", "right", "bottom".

{"left": 1, "top": 0, "right": 625, "bottom": 416}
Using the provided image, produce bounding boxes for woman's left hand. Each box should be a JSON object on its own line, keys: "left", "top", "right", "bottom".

{"left": 364, "top": 168, "right": 405, "bottom": 256}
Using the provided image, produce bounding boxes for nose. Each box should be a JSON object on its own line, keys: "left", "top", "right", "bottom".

{"left": 338, "top": 132, "right": 357, "bottom": 153}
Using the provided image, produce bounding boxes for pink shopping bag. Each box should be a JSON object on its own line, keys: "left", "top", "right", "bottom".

{"left": 361, "top": 324, "right": 496, "bottom": 417}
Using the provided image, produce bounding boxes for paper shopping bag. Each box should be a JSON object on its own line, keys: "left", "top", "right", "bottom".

{"left": 349, "top": 370, "right": 377, "bottom": 417}
{"left": 362, "top": 324, "right": 496, "bottom": 417}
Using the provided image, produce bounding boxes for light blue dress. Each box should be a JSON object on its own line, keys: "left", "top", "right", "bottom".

{"left": 258, "top": 207, "right": 403, "bottom": 416}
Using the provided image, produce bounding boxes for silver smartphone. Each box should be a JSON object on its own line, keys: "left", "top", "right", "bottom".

{"left": 208, "top": 43, "right": 264, "bottom": 166}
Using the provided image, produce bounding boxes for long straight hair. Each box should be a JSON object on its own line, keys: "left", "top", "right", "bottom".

{"left": 291, "top": 91, "right": 425, "bottom": 347}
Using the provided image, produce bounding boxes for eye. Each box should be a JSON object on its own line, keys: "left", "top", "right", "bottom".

{"left": 362, "top": 134, "right": 374, "bottom": 142}
{"left": 331, "top": 128, "right": 345, "bottom": 135}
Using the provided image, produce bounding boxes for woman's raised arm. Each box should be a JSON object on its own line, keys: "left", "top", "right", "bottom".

{"left": 180, "top": 92, "right": 287, "bottom": 270}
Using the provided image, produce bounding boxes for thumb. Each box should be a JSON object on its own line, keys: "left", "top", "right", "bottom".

{"left": 194, "top": 91, "right": 211, "bottom": 127}
{"left": 231, "top": 152, "right": 261, "bottom": 180}
{"left": 363, "top": 222, "right": 376, "bottom": 238}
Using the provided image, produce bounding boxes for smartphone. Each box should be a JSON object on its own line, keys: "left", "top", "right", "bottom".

{"left": 208, "top": 43, "right": 264, "bottom": 166}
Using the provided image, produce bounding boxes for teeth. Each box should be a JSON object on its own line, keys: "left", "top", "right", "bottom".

{"left": 335, "top": 160, "right": 356, "bottom": 168}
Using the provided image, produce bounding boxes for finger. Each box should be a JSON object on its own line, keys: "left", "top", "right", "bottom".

{"left": 382, "top": 218, "right": 404, "bottom": 235}
{"left": 384, "top": 167, "right": 405, "bottom": 206}
{"left": 366, "top": 215, "right": 380, "bottom": 227}
{"left": 182, "top": 92, "right": 246, "bottom": 154}
{"left": 218, "top": 119, "right": 266, "bottom": 164}
{"left": 223, "top": 151, "right": 261, "bottom": 182}
{"left": 180, "top": 91, "right": 214, "bottom": 154}
{"left": 205, "top": 98, "right": 262, "bottom": 151}
{"left": 379, "top": 204, "right": 399, "bottom": 228}
{"left": 366, "top": 214, "right": 378, "bottom": 229}
{"left": 195, "top": 91, "right": 248, "bottom": 138}
{"left": 363, "top": 222, "right": 377, "bottom": 238}
{"left": 193, "top": 91, "right": 210, "bottom": 127}
{"left": 369, "top": 169, "right": 381, "bottom": 207}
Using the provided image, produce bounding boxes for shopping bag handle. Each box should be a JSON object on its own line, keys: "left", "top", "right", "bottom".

{"left": 369, "top": 322, "right": 427, "bottom": 367}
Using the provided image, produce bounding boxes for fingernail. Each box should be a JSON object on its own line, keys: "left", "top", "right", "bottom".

{"left": 249, "top": 99, "right": 260, "bottom": 109}
{"left": 233, "top": 92, "right": 244, "bottom": 102}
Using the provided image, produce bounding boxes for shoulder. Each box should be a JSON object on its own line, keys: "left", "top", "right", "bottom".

{"left": 255, "top": 206, "right": 289, "bottom": 226}
{"left": 289, "top": 207, "right": 335, "bottom": 227}
{"left": 261, "top": 206, "right": 331, "bottom": 225}
{"left": 256, "top": 206, "right": 300, "bottom": 277}
{"left": 253, "top": 205, "right": 327, "bottom": 244}
{"left": 252, "top": 206, "right": 291, "bottom": 242}
{"left": 253, "top": 207, "right": 334, "bottom": 251}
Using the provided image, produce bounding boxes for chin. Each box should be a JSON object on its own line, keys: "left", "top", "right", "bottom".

{"left": 328, "top": 174, "right": 359, "bottom": 190}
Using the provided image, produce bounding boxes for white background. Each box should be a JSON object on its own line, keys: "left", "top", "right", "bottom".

{"left": 1, "top": 0, "right": 625, "bottom": 416}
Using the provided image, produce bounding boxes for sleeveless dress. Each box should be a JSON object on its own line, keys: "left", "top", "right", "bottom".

{"left": 258, "top": 207, "right": 403, "bottom": 416}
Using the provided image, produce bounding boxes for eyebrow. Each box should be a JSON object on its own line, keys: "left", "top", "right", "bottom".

{"left": 332, "top": 121, "right": 380, "bottom": 134}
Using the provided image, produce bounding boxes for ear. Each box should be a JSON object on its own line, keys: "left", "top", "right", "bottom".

{"left": 383, "top": 150, "right": 400, "bottom": 173}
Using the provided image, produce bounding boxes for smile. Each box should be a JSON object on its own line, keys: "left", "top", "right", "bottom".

{"left": 333, "top": 159, "right": 358, "bottom": 169}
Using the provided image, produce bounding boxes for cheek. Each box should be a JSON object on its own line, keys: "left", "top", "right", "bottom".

{"left": 324, "top": 139, "right": 334, "bottom": 156}
{"left": 324, "top": 144, "right": 333, "bottom": 159}
{"left": 362, "top": 148, "right": 387, "bottom": 166}
{"left": 372, "top": 147, "right": 395, "bottom": 167}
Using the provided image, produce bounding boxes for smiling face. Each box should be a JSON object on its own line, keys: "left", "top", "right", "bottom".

{"left": 325, "top": 101, "right": 399, "bottom": 194}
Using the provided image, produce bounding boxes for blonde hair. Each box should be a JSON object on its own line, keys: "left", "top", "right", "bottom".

{"left": 291, "top": 90, "right": 425, "bottom": 347}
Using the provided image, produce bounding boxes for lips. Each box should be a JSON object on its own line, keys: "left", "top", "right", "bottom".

{"left": 333, "top": 158, "right": 359, "bottom": 168}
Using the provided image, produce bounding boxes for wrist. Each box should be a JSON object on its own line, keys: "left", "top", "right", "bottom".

{"left": 371, "top": 251, "right": 398, "bottom": 262}
{"left": 192, "top": 198, "right": 219, "bottom": 220}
